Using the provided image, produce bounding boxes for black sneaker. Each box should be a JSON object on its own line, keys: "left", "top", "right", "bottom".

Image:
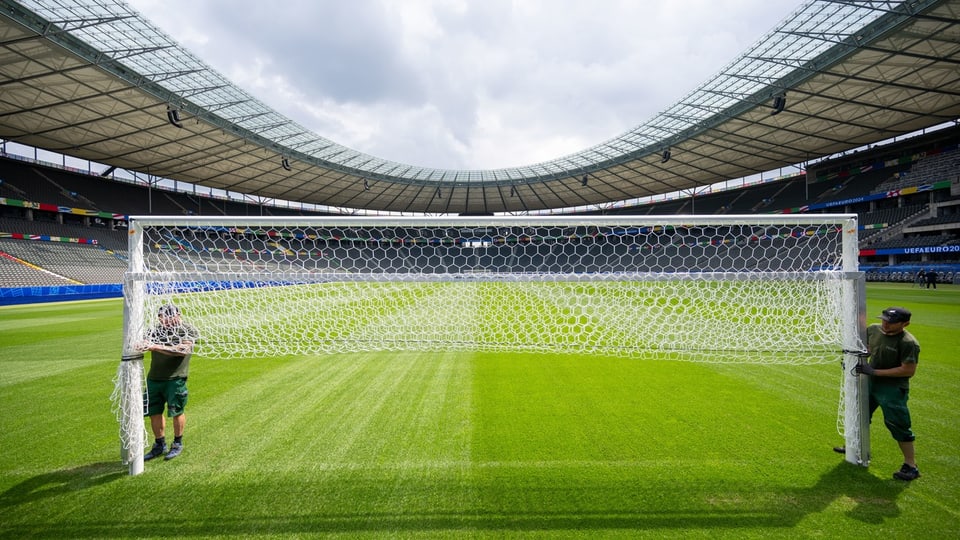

{"left": 833, "top": 446, "right": 846, "bottom": 454}
{"left": 893, "top": 463, "right": 920, "bottom": 481}
{"left": 164, "top": 442, "right": 183, "bottom": 461}
{"left": 144, "top": 442, "right": 166, "bottom": 461}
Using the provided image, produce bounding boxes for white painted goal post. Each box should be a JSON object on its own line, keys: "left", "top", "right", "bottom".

{"left": 114, "top": 215, "right": 869, "bottom": 474}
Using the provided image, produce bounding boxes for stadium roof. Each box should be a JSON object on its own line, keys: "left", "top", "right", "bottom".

{"left": 1, "top": 0, "right": 958, "bottom": 215}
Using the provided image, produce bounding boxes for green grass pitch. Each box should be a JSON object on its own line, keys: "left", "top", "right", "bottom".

{"left": 1, "top": 283, "right": 958, "bottom": 538}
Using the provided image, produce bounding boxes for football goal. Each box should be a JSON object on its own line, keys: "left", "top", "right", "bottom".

{"left": 114, "top": 215, "right": 869, "bottom": 475}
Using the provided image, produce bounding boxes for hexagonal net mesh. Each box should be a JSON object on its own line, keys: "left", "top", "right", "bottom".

{"left": 113, "top": 215, "right": 869, "bottom": 468}
{"left": 122, "top": 216, "right": 862, "bottom": 365}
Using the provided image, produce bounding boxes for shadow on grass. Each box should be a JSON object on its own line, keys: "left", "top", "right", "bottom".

{"left": 0, "top": 462, "right": 123, "bottom": 508}
{"left": 0, "top": 460, "right": 912, "bottom": 537}
{"left": 790, "top": 461, "right": 907, "bottom": 524}
{"left": 779, "top": 462, "right": 909, "bottom": 527}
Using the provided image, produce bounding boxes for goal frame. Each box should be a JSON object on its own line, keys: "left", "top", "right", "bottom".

{"left": 117, "top": 214, "right": 869, "bottom": 475}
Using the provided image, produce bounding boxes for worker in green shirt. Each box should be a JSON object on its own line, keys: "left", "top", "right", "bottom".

{"left": 835, "top": 306, "right": 920, "bottom": 481}
{"left": 138, "top": 304, "right": 200, "bottom": 462}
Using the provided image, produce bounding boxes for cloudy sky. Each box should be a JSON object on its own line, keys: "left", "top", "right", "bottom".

{"left": 126, "top": 0, "right": 804, "bottom": 171}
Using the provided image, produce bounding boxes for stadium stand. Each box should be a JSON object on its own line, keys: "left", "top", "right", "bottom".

{"left": 0, "top": 156, "right": 337, "bottom": 220}
{"left": 0, "top": 238, "right": 125, "bottom": 285}
{"left": 912, "top": 214, "right": 960, "bottom": 227}
{"left": 873, "top": 148, "right": 960, "bottom": 192}
{"left": 1, "top": 124, "right": 959, "bottom": 290}
{"left": 747, "top": 177, "right": 809, "bottom": 212}
{"left": 0, "top": 244, "right": 76, "bottom": 287}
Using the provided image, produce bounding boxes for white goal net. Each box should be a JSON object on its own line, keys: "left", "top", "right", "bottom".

{"left": 115, "top": 215, "right": 869, "bottom": 473}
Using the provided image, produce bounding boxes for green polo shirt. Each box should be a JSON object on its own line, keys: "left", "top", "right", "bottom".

{"left": 146, "top": 323, "right": 200, "bottom": 381}
{"left": 866, "top": 323, "right": 919, "bottom": 389}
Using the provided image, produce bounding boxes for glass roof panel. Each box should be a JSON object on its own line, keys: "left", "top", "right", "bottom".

{"left": 19, "top": 0, "right": 893, "bottom": 184}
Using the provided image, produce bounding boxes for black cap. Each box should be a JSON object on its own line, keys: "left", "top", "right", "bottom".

{"left": 158, "top": 304, "right": 181, "bottom": 318}
{"left": 879, "top": 307, "right": 911, "bottom": 323}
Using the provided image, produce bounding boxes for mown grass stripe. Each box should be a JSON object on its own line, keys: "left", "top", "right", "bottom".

{"left": 0, "top": 284, "right": 957, "bottom": 538}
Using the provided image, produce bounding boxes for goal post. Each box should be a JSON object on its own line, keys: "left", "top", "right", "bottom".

{"left": 115, "top": 214, "right": 868, "bottom": 474}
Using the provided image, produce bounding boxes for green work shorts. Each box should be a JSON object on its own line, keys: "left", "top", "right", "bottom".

{"left": 868, "top": 382, "right": 914, "bottom": 442}
{"left": 145, "top": 378, "right": 188, "bottom": 417}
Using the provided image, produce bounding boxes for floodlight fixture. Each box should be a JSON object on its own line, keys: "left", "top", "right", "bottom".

{"left": 166, "top": 105, "right": 183, "bottom": 128}
{"left": 771, "top": 93, "right": 787, "bottom": 115}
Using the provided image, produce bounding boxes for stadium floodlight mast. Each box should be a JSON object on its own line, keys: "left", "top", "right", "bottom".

{"left": 113, "top": 214, "right": 869, "bottom": 475}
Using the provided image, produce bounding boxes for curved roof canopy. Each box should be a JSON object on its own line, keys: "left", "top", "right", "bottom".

{"left": 1, "top": 0, "right": 958, "bottom": 214}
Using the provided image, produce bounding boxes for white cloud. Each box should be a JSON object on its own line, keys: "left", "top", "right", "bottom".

{"left": 126, "top": 0, "right": 803, "bottom": 169}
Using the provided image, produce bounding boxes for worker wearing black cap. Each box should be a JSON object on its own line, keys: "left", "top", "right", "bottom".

{"left": 836, "top": 306, "right": 921, "bottom": 480}
{"left": 137, "top": 304, "right": 200, "bottom": 462}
